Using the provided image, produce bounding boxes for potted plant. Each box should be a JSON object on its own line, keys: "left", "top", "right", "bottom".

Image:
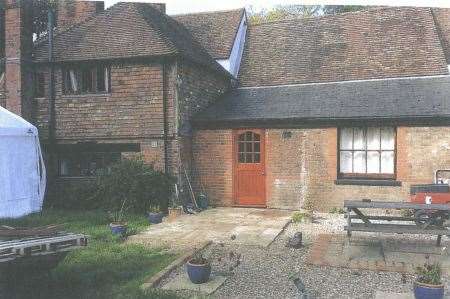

{"left": 108, "top": 198, "right": 128, "bottom": 236}
{"left": 148, "top": 206, "right": 164, "bottom": 224}
{"left": 186, "top": 253, "right": 211, "bottom": 284}
{"left": 414, "top": 262, "right": 444, "bottom": 299}
{"left": 186, "top": 238, "right": 241, "bottom": 284}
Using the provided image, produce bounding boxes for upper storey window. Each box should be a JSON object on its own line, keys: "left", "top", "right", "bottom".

{"left": 63, "top": 65, "right": 111, "bottom": 95}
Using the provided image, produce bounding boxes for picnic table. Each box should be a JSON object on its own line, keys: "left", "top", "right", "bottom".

{"left": 344, "top": 200, "right": 450, "bottom": 246}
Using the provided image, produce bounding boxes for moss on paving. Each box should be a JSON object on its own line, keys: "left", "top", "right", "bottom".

{"left": 1, "top": 210, "right": 180, "bottom": 299}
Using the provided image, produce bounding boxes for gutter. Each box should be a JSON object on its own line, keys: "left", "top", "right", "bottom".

{"left": 162, "top": 61, "right": 169, "bottom": 174}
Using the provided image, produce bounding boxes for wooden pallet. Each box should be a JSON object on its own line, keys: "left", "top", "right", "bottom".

{"left": 0, "top": 225, "right": 62, "bottom": 238}
{"left": 0, "top": 233, "right": 87, "bottom": 263}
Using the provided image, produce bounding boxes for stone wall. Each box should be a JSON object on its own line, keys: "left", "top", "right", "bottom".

{"left": 193, "top": 126, "right": 450, "bottom": 211}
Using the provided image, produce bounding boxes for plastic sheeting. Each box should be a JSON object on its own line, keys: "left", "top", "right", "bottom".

{"left": 0, "top": 107, "right": 46, "bottom": 218}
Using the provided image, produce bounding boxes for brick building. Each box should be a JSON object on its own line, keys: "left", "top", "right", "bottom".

{"left": 2, "top": 2, "right": 450, "bottom": 211}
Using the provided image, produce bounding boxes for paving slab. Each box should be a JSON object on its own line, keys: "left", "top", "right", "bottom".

{"left": 161, "top": 273, "right": 227, "bottom": 295}
{"left": 128, "top": 207, "right": 292, "bottom": 250}
{"left": 308, "top": 234, "right": 450, "bottom": 274}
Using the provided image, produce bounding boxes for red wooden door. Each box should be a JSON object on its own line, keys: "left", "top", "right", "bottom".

{"left": 234, "top": 129, "right": 266, "bottom": 206}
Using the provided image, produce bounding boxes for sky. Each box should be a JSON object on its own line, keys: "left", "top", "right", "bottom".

{"left": 104, "top": 0, "right": 450, "bottom": 15}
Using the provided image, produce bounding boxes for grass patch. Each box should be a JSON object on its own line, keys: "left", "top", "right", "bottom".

{"left": 1, "top": 210, "right": 179, "bottom": 299}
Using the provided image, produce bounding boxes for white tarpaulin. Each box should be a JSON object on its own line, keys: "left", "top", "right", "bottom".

{"left": 0, "top": 107, "right": 46, "bottom": 218}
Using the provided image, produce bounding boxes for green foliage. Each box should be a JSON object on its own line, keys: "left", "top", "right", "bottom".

{"left": 329, "top": 207, "right": 345, "bottom": 214}
{"left": 1, "top": 209, "right": 178, "bottom": 299}
{"left": 248, "top": 5, "right": 366, "bottom": 25}
{"left": 94, "top": 157, "right": 175, "bottom": 218}
{"left": 45, "top": 179, "right": 100, "bottom": 210}
{"left": 401, "top": 209, "right": 414, "bottom": 218}
{"left": 292, "top": 211, "right": 311, "bottom": 223}
{"left": 416, "top": 262, "right": 442, "bottom": 285}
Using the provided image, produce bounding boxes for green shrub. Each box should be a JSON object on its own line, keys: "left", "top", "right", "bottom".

{"left": 329, "top": 207, "right": 345, "bottom": 214}
{"left": 416, "top": 262, "right": 442, "bottom": 285}
{"left": 45, "top": 179, "right": 100, "bottom": 210}
{"left": 94, "top": 157, "right": 175, "bottom": 215}
{"left": 292, "top": 211, "right": 312, "bottom": 223}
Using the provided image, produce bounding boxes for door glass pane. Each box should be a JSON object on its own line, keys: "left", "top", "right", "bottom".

{"left": 245, "top": 142, "right": 253, "bottom": 152}
{"left": 381, "top": 151, "right": 394, "bottom": 174}
{"left": 367, "top": 151, "right": 380, "bottom": 173}
{"left": 239, "top": 153, "right": 245, "bottom": 163}
{"left": 245, "top": 132, "right": 253, "bottom": 141}
{"left": 340, "top": 151, "right": 352, "bottom": 173}
{"left": 367, "top": 127, "right": 380, "bottom": 150}
{"left": 353, "top": 151, "right": 366, "bottom": 173}
{"left": 353, "top": 128, "right": 366, "bottom": 150}
{"left": 254, "top": 153, "right": 260, "bottom": 163}
{"left": 245, "top": 153, "right": 253, "bottom": 163}
{"left": 340, "top": 128, "right": 353, "bottom": 150}
{"left": 381, "top": 128, "right": 395, "bottom": 150}
{"left": 254, "top": 142, "right": 260, "bottom": 153}
{"left": 238, "top": 142, "right": 245, "bottom": 152}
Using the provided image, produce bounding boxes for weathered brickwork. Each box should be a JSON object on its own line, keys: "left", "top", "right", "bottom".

{"left": 192, "top": 130, "right": 233, "bottom": 206}
{"left": 193, "top": 127, "right": 450, "bottom": 211}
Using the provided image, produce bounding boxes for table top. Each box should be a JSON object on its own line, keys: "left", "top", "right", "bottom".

{"left": 344, "top": 200, "right": 450, "bottom": 211}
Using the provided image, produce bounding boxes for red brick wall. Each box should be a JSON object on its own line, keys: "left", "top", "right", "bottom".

{"left": 192, "top": 130, "right": 233, "bottom": 206}
{"left": 194, "top": 126, "right": 450, "bottom": 211}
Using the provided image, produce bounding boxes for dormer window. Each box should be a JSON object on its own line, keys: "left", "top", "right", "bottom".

{"left": 63, "top": 65, "right": 110, "bottom": 95}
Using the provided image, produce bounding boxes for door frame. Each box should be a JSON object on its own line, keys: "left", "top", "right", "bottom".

{"left": 232, "top": 128, "right": 266, "bottom": 207}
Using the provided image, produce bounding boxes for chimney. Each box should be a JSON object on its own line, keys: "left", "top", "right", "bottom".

{"left": 57, "top": 0, "right": 104, "bottom": 29}
{"left": 147, "top": 3, "right": 166, "bottom": 14}
{"left": 4, "top": 0, "right": 33, "bottom": 119}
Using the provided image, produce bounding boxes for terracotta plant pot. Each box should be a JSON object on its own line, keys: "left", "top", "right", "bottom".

{"left": 413, "top": 281, "right": 444, "bottom": 299}
{"left": 186, "top": 259, "right": 211, "bottom": 284}
{"left": 109, "top": 222, "right": 127, "bottom": 235}
{"left": 168, "top": 207, "right": 183, "bottom": 221}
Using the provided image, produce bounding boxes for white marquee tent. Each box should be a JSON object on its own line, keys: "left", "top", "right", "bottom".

{"left": 0, "top": 106, "right": 46, "bottom": 218}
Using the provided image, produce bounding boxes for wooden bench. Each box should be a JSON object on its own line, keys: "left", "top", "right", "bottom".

{"left": 344, "top": 200, "right": 450, "bottom": 246}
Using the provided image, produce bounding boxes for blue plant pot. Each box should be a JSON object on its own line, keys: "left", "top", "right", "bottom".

{"left": 186, "top": 260, "right": 211, "bottom": 284}
{"left": 109, "top": 223, "right": 127, "bottom": 235}
{"left": 414, "top": 281, "right": 444, "bottom": 299}
{"left": 148, "top": 212, "right": 164, "bottom": 224}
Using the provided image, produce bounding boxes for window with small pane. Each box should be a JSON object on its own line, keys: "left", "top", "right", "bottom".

{"left": 237, "top": 131, "right": 261, "bottom": 163}
{"left": 339, "top": 127, "right": 396, "bottom": 179}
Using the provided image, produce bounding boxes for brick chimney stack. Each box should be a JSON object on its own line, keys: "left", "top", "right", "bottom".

{"left": 4, "top": 0, "right": 33, "bottom": 119}
{"left": 57, "top": 0, "right": 104, "bottom": 29}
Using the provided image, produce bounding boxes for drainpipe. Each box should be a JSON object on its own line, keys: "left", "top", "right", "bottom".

{"left": 47, "top": 7, "right": 56, "bottom": 178}
{"left": 162, "top": 61, "right": 169, "bottom": 174}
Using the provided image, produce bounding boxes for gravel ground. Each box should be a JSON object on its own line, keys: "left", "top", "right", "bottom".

{"left": 158, "top": 212, "right": 450, "bottom": 298}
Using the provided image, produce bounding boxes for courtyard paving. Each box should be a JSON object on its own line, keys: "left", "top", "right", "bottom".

{"left": 129, "top": 207, "right": 292, "bottom": 251}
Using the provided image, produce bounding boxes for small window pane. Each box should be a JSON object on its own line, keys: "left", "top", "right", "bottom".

{"left": 254, "top": 153, "right": 260, "bottom": 163}
{"left": 381, "top": 128, "right": 395, "bottom": 150}
{"left": 353, "top": 128, "right": 366, "bottom": 150}
{"left": 381, "top": 151, "right": 394, "bottom": 174}
{"left": 245, "top": 142, "right": 253, "bottom": 152}
{"left": 245, "top": 132, "right": 253, "bottom": 141}
{"left": 97, "top": 66, "right": 106, "bottom": 92}
{"left": 239, "top": 153, "right": 245, "bottom": 163}
{"left": 340, "top": 151, "right": 353, "bottom": 173}
{"left": 254, "top": 142, "right": 260, "bottom": 153}
{"left": 245, "top": 153, "right": 253, "bottom": 163}
{"left": 367, "top": 151, "right": 380, "bottom": 173}
{"left": 238, "top": 142, "right": 244, "bottom": 152}
{"left": 340, "top": 128, "right": 353, "bottom": 150}
{"left": 367, "top": 127, "right": 380, "bottom": 150}
{"left": 353, "top": 151, "right": 366, "bottom": 173}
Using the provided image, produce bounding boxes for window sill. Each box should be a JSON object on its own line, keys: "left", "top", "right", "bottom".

{"left": 335, "top": 179, "right": 402, "bottom": 187}
{"left": 61, "top": 93, "right": 111, "bottom": 98}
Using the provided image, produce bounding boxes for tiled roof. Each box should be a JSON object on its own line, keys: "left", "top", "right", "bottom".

{"left": 33, "top": 2, "right": 228, "bottom": 76}
{"left": 238, "top": 7, "right": 449, "bottom": 87}
{"left": 173, "top": 9, "right": 245, "bottom": 59}
{"left": 194, "top": 76, "right": 450, "bottom": 125}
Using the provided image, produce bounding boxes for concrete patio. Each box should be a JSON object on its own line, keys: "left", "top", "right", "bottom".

{"left": 308, "top": 234, "right": 450, "bottom": 275}
{"left": 129, "top": 207, "right": 292, "bottom": 250}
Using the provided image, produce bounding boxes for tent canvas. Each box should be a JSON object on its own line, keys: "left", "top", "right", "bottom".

{"left": 0, "top": 107, "right": 46, "bottom": 218}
